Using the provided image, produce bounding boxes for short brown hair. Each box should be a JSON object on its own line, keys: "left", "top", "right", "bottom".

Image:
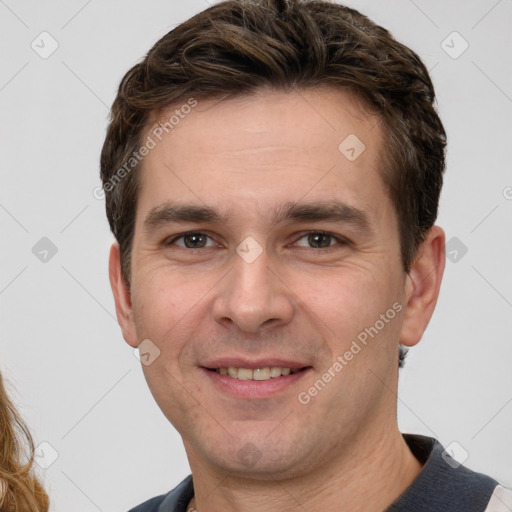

{"left": 100, "top": 0, "right": 447, "bottom": 286}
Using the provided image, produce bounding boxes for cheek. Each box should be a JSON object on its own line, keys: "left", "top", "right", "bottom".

{"left": 131, "top": 267, "right": 218, "bottom": 377}
{"left": 292, "top": 265, "right": 403, "bottom": 359}
{"left": 298, "top": 268, "right": 385, "bottom": 327}
{"left": 131, "top": 269, "right": 187, "bottom": 349}
{"left": 132, "top": 274, "right": 204, "bottom": 427}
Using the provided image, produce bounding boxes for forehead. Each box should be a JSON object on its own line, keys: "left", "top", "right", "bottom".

{"left": 147, "top": 86, "right": 381, "bottom": 158}
{"left": 137, "top": 86, "right": 391, "bottom": 227}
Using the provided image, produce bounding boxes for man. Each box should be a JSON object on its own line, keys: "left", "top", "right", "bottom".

{"left": 100, "top": 0, "right": 511, "bottom": 510}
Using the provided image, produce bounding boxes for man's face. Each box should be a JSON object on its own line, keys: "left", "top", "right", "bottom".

{"left": 116, "top": 87, "right": 412, "bottom": 478}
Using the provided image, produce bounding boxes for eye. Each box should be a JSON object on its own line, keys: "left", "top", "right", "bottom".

{"left": 294, "top": 231, "right": 349, "bottom": 249}
{"left": 165, "top": 232, "right": 216, "bottom": 249}
{"left": 163, "top": 231, "right": 349, "bottom": 251}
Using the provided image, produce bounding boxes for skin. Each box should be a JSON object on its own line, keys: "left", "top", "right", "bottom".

{"left": 110, "top": 86, "right": 445, "bottom": 512}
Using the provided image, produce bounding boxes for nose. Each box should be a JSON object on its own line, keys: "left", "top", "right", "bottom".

{"left": 212, "top": 246, "right": 294, "bottom": 334}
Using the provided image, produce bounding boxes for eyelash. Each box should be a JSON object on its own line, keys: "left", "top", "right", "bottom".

{"left": 163, "top": 231, "right": 350, "bottom": 251}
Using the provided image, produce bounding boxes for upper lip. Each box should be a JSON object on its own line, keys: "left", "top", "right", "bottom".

{"left": 201, "top": 358, "right": 311, "bottom": 370}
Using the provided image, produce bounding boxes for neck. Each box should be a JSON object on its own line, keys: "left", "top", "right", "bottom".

{"left": 185, "top": 425, "right": 422, "bottom": 512}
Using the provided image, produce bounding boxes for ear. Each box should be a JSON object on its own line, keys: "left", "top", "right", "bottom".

{"left": 399, "top": 226, "right": 446, "bottom": 347}
{"left": 109, "top": 242, "right": 138, "bottom": 348}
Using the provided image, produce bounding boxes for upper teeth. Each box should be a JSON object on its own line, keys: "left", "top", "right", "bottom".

{"left": 216, "top": 367, "right": 295, "bottom": 381}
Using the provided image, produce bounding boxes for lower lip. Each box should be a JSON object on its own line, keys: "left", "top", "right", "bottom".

{"left": 201, "top": 368, "right": 312, "bottom": 399}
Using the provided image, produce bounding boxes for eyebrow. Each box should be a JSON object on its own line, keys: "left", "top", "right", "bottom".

{"left": 143, "top": 200, "right": 373, "bottom": 234}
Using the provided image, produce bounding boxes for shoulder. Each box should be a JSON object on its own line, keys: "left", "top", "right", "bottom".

{"left": 388, "top": 435, "right": 503, "bottom": 511}
{"left": 484, "top": 485, "right": 512, "bottom": 511}
{"left": 128, "top": 493, "right": 168, "bottom": 512}
{"left": 127, "top": 475, "right": 194, "bottom": 512}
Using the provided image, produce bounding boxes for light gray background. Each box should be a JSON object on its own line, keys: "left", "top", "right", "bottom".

{"left": 0, "top": 0, "right": 511, "bottom": 510}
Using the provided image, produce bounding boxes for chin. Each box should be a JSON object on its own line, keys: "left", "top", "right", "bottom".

{"left": 195, "top": 434, "right": 313, "bottom": 480}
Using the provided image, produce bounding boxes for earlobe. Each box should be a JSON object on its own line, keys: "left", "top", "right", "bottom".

{"left": 399, "top": 226, "right": 446, "bottom": 347}
{"left": 108, "top": 242, "right": 138, "bottom": 348}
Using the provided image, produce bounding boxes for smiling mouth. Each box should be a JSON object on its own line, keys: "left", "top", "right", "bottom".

{"left": 205, "top": 366, "right": 311, "bottom": 381}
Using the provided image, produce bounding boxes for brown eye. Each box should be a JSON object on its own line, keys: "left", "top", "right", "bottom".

{"left": 294, "top": 232, "right": 347, "bottom": 249}
{"left": 166, "top": 232, "right": 214, "bottom": 249}
{"left": 183, "top": 233, "right": 207, "bottom": 248}
{"left": 307, "top": 233, "right": 333, "bottom": 248}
